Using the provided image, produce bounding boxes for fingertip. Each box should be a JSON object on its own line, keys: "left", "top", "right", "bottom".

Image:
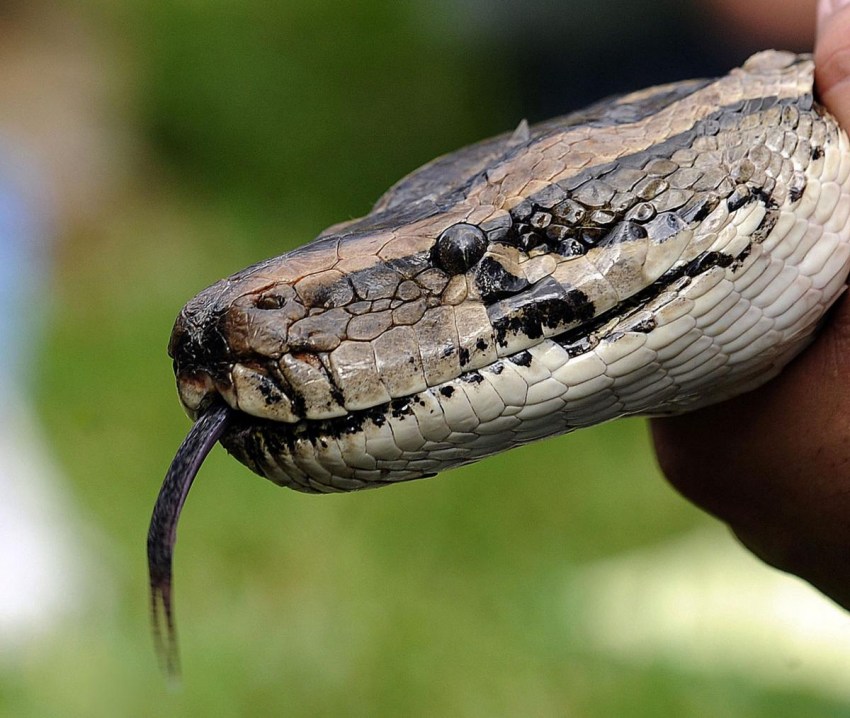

{"left": 816, "top": 0, "right": 850, "bottom": 128}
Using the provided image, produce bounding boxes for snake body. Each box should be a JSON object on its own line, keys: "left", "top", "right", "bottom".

{"left": 150, "top": 50, "right": 850, "bottom": 668}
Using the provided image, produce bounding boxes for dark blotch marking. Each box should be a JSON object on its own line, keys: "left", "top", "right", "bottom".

{"left": 534, "top": 288, "right": 595, "bottom": 332}
{"left": 257, "top": 376, "right": 280, "bottom": 406}
{"left": 490, "top": 279, "right": 595, "bottom": 348}
{"left": 686, "top": 251, "right": 734, "bottom": 275}
{"left": 329, "top": 385, "right": 345, "bottom": 407}
{"left": 599, "top": 220, "right": 648, "bottom": 247}
{"left": 268, "top": 365, "right": 307, "bottom": 418}
{"left": 391, "top": 399, "right": 412, "bottom": 419}
{"left": 727, "top": 185, "right": 754, "bottom": 212}
{"left": 680, "top": 195, "right": 718, "bottom": 224}
{"left": 518, "top": 230, "right": 544, "bottom": 252}
{"left": 510, "top": 198, "right": 534, "bottom": 220}
{"left": 556, "top": 239, "right": 585, "bottom": 257}
{"left": 510, "top": 351, "right": 532, "bottom": 367}
{"left": 631, "top": 317, "right": 657, "bottom": 333}
{"left": 751, "top": 209, "right": 779, "bottom": 243}
{"left": 730, "top": 243, "right": 753, "bottom": 271}
{"left": 459, "top": 347, "right": 471, "bottom": 366}
{"left": 577, "top": 228, "right": 606, "bottom": 248}
{"left": 475, "top": 256, "right": 530, "bottom": 303}
{"left": 342, "top": 412, "right": 366, "bottom": 435}
{"left": 439, "top": 386, "right": 455, "bottom": 398}
{"left": 812, "top": 145, "right": 824, "bottom": 160}
{"left": 304, "top": 277, "right": 356, "bottom": 309}
{"left": 563, "top": 336, "right": 596, "bottom": 358}
{"left": 564, "top": 289, "right": 596, "bottom": 323}
{"left": 751, "top": 187, "right": 778, "bottom": 210}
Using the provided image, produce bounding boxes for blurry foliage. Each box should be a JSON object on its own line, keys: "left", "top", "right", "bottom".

{"left": 126, "top": 1, "right": 516, "bottom": 234}
{"left": 4, "top": 1, "right": 843, "bottom": 716}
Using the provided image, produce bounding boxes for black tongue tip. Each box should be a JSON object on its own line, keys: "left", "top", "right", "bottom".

{"left": 147, "top": 399, "right": 232, "bottom": 678}
{"left": 149, "top": 571, "right": 178, "bottom": 678}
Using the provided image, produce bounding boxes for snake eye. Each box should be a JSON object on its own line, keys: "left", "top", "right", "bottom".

{"left": 434, "top": 223, "right": 487, "bottom": 275}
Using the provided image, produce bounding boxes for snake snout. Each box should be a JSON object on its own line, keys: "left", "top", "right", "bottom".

{"left": 168, "top": 303, "right": 235, "bottom": 416}
{"left": 169, "top": 277, "right": 338, "bottom": 422}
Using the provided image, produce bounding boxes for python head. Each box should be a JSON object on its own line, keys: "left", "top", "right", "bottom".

{"left": 150, "top": 51, "right": 850, "bottom": 673}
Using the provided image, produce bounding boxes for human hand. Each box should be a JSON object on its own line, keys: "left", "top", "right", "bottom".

{"left": 817, "top": 0, "right": 850, "bottom": 127}
{"left": 650, "top": 0, "right": 850, "bottom": 609}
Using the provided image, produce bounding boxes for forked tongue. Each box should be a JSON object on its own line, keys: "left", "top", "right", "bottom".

{"left": 147, "top": 399, "right": 232, "bottom": 678}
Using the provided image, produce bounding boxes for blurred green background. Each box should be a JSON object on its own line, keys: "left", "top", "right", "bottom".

{"left": 2, "top": 0, "right": 848, "bottom": 716}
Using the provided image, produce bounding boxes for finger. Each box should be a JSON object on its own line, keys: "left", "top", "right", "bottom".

{"left": 651, "top": 292, "right": 850, "bottom": 504}
{"left": 816, "top": 0, "right": 850, "bottom": 128}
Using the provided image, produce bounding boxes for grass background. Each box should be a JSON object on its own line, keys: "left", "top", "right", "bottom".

{"left": 2, "top": 1, "right": 847, "bottom": 715}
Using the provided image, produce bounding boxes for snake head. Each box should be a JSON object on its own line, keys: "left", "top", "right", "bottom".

{"left": 168, "top": 52, "right": 834, "bottom": 446}
{"left": 167, "top": 204, "right": 513, "bottom": 423}
{"left": 164, "top": 51, "right": 850, "bottom": 498}
{"left": 152, "top": 50, "right": 850, "bottom": 673}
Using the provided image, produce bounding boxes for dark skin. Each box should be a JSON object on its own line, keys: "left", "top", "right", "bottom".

{"left": 651, "top": 0, "right": 850, "bottom": 609}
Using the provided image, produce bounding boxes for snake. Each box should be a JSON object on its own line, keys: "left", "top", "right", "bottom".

{"left": 148, "top": 50, "right": 850, "bottom": 671}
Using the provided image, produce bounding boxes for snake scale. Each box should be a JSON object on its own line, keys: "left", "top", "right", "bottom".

{"left": 148, "top": 51, "right": 850, "bottom": 670}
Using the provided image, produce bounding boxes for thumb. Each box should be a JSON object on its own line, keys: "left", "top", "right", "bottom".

{"left": 816, "top": 0, "right": 850, "bottom": 128}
